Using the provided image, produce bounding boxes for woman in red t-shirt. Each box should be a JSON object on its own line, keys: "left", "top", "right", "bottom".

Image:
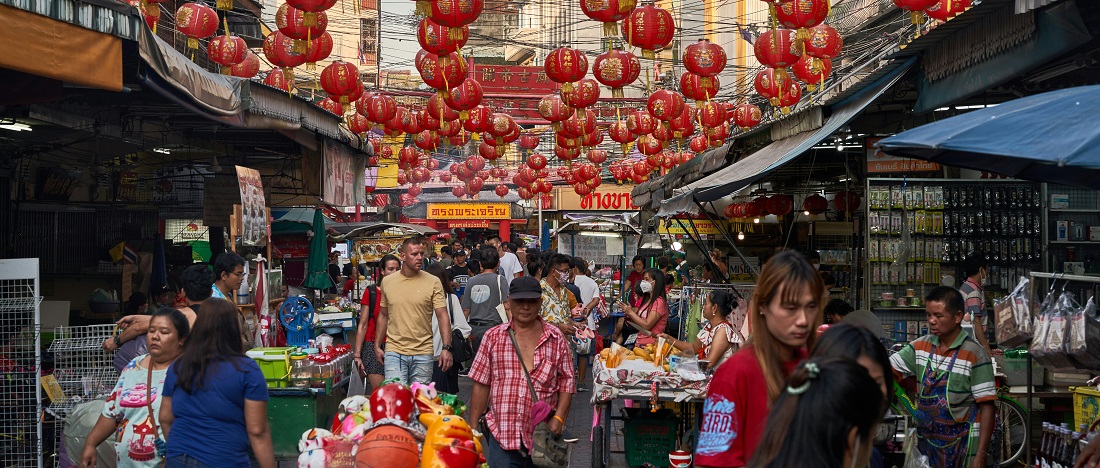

{"left": 353, "top": 254, "right": 400, "bottom": 394}
{"left": 695, "top": 250, "right": 825, "bottom": 467}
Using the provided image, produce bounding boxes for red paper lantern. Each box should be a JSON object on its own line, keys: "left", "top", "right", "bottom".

{"left": 416, "top": 51, "right": 468, "bottom": 91}
{"left": 803, "top": 24, "right": 843, "bottom": 59}
{"left": 732, "top": 103, "right": 763, "bottom": 131}
{"left": 495, "top": 184, "right": 509, "bottom": 198}
{"left": 689, "top": 135, "right": 709, "bottom": 153}
{"left": 562, "top": 78, "right": 601, "bottom": 109}
{"left": 464, "top": 105, "right": 494, "bottom": 136}
{"left": 925, "top": 0, "right": 972, "bottom": 22}
{"left": 621, "top": 4, "right": 675, "bottom": 60}
{"left": 518, "top": 134, "right": 541, "bottom": 150}
{"left": 286, "top": 0, "right": 335, "bottom": 19}
{"left": 276, "top": 4, "right": 328, "bottom": 50}
{"left": 778, "top": 79, "right": 803, "bottom": 114}
{"left": 517, "top": 187, "right": 534, "bottom": 200}
{"left": 593, "top": 49, "right": 641, "bottom": 98}
{"left": 207, "top": 34, "right": 248, "bottom": 74}
{"left": 439, "top": 172, "right": 453, "bottom": 183}
{"left": 563, "top": 109, "right": 597, "bottom": 137}
{"left": 724, "top": 203, "right": 738, "bottom": 220}
{"left": 754, "top": 67, "right": 791, "bottom": 106}
{"left": 754, "top": 29, "right": 803, "bottom": 71}
{"left": 320, "top": 61, "right": 360, "bottom": 106}
{"left": 651, "top": 124, "right": 673, "bottom": 143}
{"left": 347, "top": 113, "right": 372, "bottom": 136}
{"left": 537, "top": 94, "right": 575, "bottom": 131}
{"left": 767, "top": 195, "right": 794, "bottom": 215}
{"left": 412, "top": 167, "right": 432, "bottom": 184}
{"left": 544, "top": 48, "right": 589, "bottom": 93}
{"left": 680, "top": 72, "right": 720, "bottom": 106}
{"left": 627, "top": 110, "right": 658, "bottom": 135}
{"left": 429, "top": 0, "right": 484, "bottom": 41}
{"left": 414, "top": 130, "right": 440, "bottom": 151}
{"left": 680, "top": 151, "right": 695, "bottom": 164}
{"left": 418, "top": 111, "right": 441, "bottom": 132}
{"left": 631, "top": 171, "right": 648, "bottom": 184}
{"left": 581, "top": 130, "right": 604, "bottom": 148}
{"left": 581, "top": 0, "right": 637, "bottom": 36}
{"left": 668, "top": 105, "right": 696, "bottom": 140}
{"left": 587, "top": 149, "right": 608, "bottom": 165}
{"left": 682, "top": 39, "right": 726, "bottom": 86}
{"left": 264, "top": 69, "right": 292, "bottom": 91}
{"left": 465, "top": 155, "right": 487, "bottom": 173}
{"left": 647, "top": 89, "right": 685, "bottom": 122}
{"left": 632, "top": 160, "right": 650, "bottom": 176}
{"left": 573, "top": 182, "right": 592, "bottom": 196}
{"left": 466, "top": 177, "right": 484, "bottom": 194}
{"left": 176, "top": 2, "right": 218, "bottom": 52}
{"left": 263, "top": 31, "right": 307, "bottom": 78}
{"left": 487, "top": 113, "right": 516, "bottom": 145}
{"left": 637, "top": 134, "right": 663, "bottom": 156}
{"left": 556, "top": 133, "right": 580, "bottom": 149}
{"left": 894, "top": 0, "right": 938, "bottom": 26}
{"left": 417, "top": 18, "right": 468, "bottom": 56}
{"left": 743, "top": 199, "right": 764, "bottom": 218}
{"left": 833, "top": 190, "right": 862, "bottom": 213}
{"left": 775, "top": 0, "right": 829, "bottom": 39}
{"left": 304, "top": 31, "right": 334, "bottom": 69}
{"left": 443, "top": 79, "right": 483, "bottom": 120}
{"left": 659, "top": 152, "right": 677, "bottom": 169}
{"left": 792, "top": 55, "right": 832, "bottom": 92}
{"left": 698, "top": 101, "right": 726, "bottom": 128}
{"left": 364, "top": 94, "right": 397, "bottom": 124}
{"left": 230, "top": 51, "right": 260, "bottom": 78}
{"left": 707, "top": 122, "right": 730, "bottom": 145}
{"left": 452, "top": 185, "right": 466, "bottom": 198}
{"left": 318, "top": 97, "right": 343, "bottom": 115}
{"left": 555, "top": 145, "right": 581, "bottom": 162}
{"left": 527, "top": 153, "right": 548, "bottom": 170}
{"left": 803, "top": 194, "right": 829, "bottom": 214}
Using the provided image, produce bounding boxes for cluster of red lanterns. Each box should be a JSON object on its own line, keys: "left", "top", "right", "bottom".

{"left": 723, "top": 195, "right": 795, "bottom": 219}
{"left": 513, "top": 156, "right": 553, "bottom": 201}
{"left": 896, "top": 0, "right": 973, "bottom": 27}
{"left": 260, "top": 0, "right": 337, "bottom": 87}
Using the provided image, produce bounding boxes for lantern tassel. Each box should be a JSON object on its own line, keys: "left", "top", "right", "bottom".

{"left": 187, "top": 38, "right": 198, "bottom": 53}
{"left": 216, "top": 0, "right": 231, "bottom": 10}
{"left": 642, "top": 49, "right": 655, "bottom": 60}
{"left": 304, "top": 11, "right": 317, "bottom": 27}
{"left": 415, "top": 0, "right": 429, "bottom": 16}
{"left": 613, "top": 87, "right": 624, "bottom": 99}
{"left": 449, "top": 27, "right": 463, "bottom": 43}
{"left": 562, "top": 82, "right": 574, "bottom": 94}
{"left": 603, "top": 21, "right": 617, "bottom": 37}
{"left": 221, "top": 66, "right": 232, "bottom": 75}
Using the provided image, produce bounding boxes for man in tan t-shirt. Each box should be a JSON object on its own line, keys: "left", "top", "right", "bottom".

{"left": 374, "top": 237, "right": 453, "bottom": 385}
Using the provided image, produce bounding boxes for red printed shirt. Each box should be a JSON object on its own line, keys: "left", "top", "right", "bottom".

{"left": 695, "top": 344, "right": 806, "bottom": 467}
{"left": 359, "top": 286, "right": 382, "bottom": 343}
{"left": 468, "top": 319, "right": 576, "bottom": 451}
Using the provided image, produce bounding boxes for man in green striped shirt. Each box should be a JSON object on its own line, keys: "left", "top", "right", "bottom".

{"left": 890, "top": 286, "right": 996, "bottom": 467}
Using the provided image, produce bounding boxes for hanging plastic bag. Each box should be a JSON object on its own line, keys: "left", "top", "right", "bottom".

{"left": 1070, "top": 297, "right": 1100, "bottom": 370}
{"left": 1030, "top": 292, "right": 1056, "bottom": 368}
{"left": 1042, "top": 292, "right": 1077, "bottom": 370}
{"left": 902, "top": 427, "right": 930, "bottom": 468}
{"left": 996, "top": 277, "right": 1032, "bottom": 348}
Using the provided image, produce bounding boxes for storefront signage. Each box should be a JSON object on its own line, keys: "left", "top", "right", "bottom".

{"left": 323, "top": 139, "right": 366, "bottom": 207}
{"left": 471, "top": 64, "right": 558, "bottom": 95}
{"left": 554, "top": 185, "right": 638, "bottom": 211}
{"left": 165, "top": 219, "right": 208, "bottom": 242}
{"left": 448, "top": 220, "right": 491, "bottom": 228}
{"left": 866, "top": 138, "right": 941, "bottom": 173}
{"left": 426, "top": 203, "right": 510, "bottom": 220}
{"left": 657, "top": 219, "right": 729, "bottom": 236}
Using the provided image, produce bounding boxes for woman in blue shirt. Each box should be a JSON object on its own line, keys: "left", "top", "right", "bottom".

{"left": 159, "top": 298, "right": 274, "bottom": 468}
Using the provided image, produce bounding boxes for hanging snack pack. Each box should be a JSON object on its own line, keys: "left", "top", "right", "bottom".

{"left": 1068, "top": 297, "right": 1100, "bottom": 369}
{"left": 996, "top": 277, "right": 1033, "bottom": 349}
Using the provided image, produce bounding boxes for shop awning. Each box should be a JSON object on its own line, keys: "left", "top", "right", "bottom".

{"left": 656, "top": 57, "right": 916, "bottom": 217}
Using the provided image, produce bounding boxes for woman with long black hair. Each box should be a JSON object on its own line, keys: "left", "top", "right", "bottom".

{"left": 617, "top": 268, "right": 668, "bottom": 348}
{"left": 159, "top": 299, "right": 274, "bottom": 468}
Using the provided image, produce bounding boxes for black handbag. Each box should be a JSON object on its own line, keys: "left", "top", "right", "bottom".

{"left": 447, "top": 296, "right": 474, "bottom": 362}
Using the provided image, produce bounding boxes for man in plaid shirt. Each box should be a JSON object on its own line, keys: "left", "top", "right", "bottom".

{"left": 466, "top": 276, "right": 576, "bottom": 466}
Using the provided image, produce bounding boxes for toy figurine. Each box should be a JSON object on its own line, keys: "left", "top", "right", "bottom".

{"left": 418, "top": 413, "right": 484, "bottom": 468}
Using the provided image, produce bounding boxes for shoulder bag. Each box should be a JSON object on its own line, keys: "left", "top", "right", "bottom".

{"left": 446, "top": 295, "right": 474, "bottom": 362}
{"left": 146, "top": 358, "right": 167, "bottom": 458}
{"left": 495, "top": 275, "right": 509, "bottom": 323}
{"left": 507, "top": 329, "right": 568, "bottom": 467}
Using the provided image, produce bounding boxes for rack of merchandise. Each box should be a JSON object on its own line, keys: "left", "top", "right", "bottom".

{"left": 1044, "top": 183, "right": 1100, "bottom": 275}
{"left": 865, "top": 178, "right": 1041, "bottom": 342}
{"left": 0, "top": 259, "right": 43, "bottom": 468}
{"left": 45, "top": 325, "right": 118, "bottom": 467}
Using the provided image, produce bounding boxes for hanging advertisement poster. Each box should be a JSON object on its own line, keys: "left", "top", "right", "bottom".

{"left": 323, "top": 140, "right": 367, "bottom": 207}
{"left": 236, "top": 166, "right": 267, "bottom": 247}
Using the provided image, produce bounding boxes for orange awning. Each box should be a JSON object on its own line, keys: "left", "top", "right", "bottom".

{"left": 0, "top": 4, "right": 122, "bottom": 91}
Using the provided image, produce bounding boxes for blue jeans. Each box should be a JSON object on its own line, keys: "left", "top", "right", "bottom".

{"left": 165, "top": 454, "right": 210, "bottom": 468}
{"left": 383, "top": 351, "right": 434, "bottom": 385}
{"left": 484, "top": 425, "right": 534, "bottom": 468}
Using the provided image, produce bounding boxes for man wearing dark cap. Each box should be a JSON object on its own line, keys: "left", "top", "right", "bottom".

{"left": 466, "top": 276, "right": 575, "bottom": 466}
{"left": 446, "top": 249, "right": 473, "bottom": 299}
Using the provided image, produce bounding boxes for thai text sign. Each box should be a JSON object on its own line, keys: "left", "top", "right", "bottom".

{"left": 555, "top": 185, "right": 639, "bottom": 211}
{"left": 426, "top": 203, "right": 510, "bottom": 220}
{"left": 866, "top": 138, "right": 941, "bottom": 173}
{"left": 658, "top": 219, "right": 728, "bottom": 236}
{"left": 448, "top": 220, "right": 491, "bottom": 228}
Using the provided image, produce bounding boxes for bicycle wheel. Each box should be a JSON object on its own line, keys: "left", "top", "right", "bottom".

{"left": 591, "top": 425, "right": 605, "bottom": 468}
{"left": 991, "top": 397, "right": 1028, "bottom": 467}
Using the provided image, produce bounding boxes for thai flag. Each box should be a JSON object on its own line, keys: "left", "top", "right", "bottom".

{"left": 358, "top": 44, "right": 365, "bottom": 65}
{"left": 122, "top": 244, "right": 139, "bottom": 264}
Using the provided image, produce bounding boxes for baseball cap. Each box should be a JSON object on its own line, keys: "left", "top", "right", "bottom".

{"left": 509, "top": 276, "right": 542, "bottom": 299}
{"left": 453, "top": 249, "right": 467, "bottom": 257}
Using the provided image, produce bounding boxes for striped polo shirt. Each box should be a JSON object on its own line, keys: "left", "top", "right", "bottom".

{"left": 890, "top": 329, "right": 997, "bottom": 422}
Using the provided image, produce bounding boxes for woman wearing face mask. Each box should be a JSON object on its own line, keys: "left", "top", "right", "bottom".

{"left": 82, "top": 307, "right": 190, "bottom": 468}
{"left": 746, "top": 358, "right": 886, "bottom": 468}
{"left": 617, "top": 268, "right": 668, "bottom": 348}
{"left": 659, "top": 289, "right": 744, "bottom": 370}
{"left": 811, "top": 323, "right": 894, "bottom": 468}
{"left": 959, "top": 253, "right": 996, "bottom": 356}
{"left": 696, "top": 250, "right": 825, "bottom": 467}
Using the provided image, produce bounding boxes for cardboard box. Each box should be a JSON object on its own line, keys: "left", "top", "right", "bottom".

{"left": 1090, "top": 226, "right": 1100, "bottom": 242}
{"left": 1066, "top": 262, "right": 1085, "bottom": 275}
{"left": 1051, "top": 194, "right": 1070, "bottom": 209}
{"left": 1056, "top": 220, "right": 1070, "bottom": 241}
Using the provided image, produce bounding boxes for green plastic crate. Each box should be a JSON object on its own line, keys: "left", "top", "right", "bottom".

{"left": 247, "top": 347, "right": 293, "bottom": 388}
{"left": 623, "top": 409, "right": 679, "bottom": 467}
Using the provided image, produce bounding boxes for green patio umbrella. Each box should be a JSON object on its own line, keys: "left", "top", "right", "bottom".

{"left": 302, "top": 208, "right": 334, "bottom": 291}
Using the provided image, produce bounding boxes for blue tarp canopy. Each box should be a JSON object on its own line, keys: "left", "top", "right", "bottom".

{"left": 876, "top": 85, "right": 1100, "bottom": 189}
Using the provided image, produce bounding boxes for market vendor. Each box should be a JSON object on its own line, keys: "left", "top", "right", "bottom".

{"left": 890, "top": 286, "right": 996, "bottom": 468}
{"left": 696, "top": 250, "right": 823, "bottom": 467}
{"left": 658, "top": 288, "right": 742, "bottom": 370}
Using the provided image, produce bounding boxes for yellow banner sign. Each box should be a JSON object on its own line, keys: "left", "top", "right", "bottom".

{"left": 427, "top": 203, "right": 511, "bottom": 220}
{"left": 657, "top": 219, "right": 728, "bottom": 236}
{"left": 554, "top": 185, "right": 639, "bottom": 211}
